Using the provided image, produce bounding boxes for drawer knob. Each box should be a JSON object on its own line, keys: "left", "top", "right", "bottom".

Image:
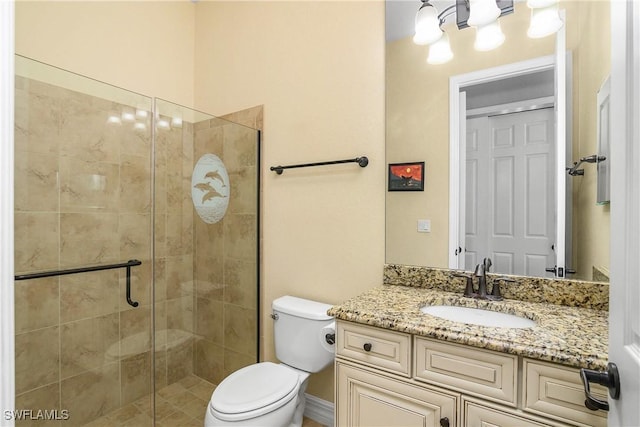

{"left": 363, "top": 343, "right": 372, "bottom": 352}
{"left": 439, "top": 417, "right": 450, "bottom": 427}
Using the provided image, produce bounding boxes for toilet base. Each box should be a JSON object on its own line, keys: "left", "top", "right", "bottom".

{"left": 290, "top": 376, "right": 309, "bottom": 427}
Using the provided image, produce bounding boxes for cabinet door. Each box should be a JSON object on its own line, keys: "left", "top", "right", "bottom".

{"left": 336, "top": 361, "right": 458, "bottom": 427}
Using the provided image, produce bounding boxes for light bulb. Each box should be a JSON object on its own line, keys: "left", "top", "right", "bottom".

{"left": 414, "top": 3, "right": 443, "bottom": 45}
{"left": 427, "top": 32, "right": 453, "bottom": 65}
{"left": 527, "top": 4, "right": 563, "bottom": 38}
{"left": 474, "top": 21, "right": 505, "bottom": 51}
{"left": 467, "top": 0, "right": 501, "bottom": 27}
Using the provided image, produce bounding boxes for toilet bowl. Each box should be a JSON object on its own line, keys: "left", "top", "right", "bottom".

{"left": 205, "top": 296, "right": 335, "bottom": 427}
{"left": 205, "top": 362, "right": 310, "bottom": 427}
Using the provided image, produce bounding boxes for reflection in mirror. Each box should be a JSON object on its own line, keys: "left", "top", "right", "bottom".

{"left": 385, "top": 0, "right": 610, "bottom": 282}
{"left": 455, "top": 63, "right": 558, "bottom": 279}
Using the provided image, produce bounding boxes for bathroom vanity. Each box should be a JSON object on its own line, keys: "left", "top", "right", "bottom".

{"left": 329, "top": 265, "right": 610, "bottom": 427}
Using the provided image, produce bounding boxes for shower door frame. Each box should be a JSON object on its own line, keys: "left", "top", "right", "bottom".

{"left": 1, "top": 1, "right": 16, "bottom": 423}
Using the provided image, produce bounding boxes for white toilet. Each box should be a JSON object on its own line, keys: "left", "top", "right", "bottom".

{"left": 204, "top": 296, "right": 335, "bottom": 427}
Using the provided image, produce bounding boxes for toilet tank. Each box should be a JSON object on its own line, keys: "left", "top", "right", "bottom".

{"left": 272, "top": 296, "right": 335, "bottom": 373}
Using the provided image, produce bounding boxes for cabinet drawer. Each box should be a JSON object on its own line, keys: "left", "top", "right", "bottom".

{"left": 337, "top": 361, "right": 458, "bottom": 427}
{"left": 523, "top": 359, "right": 608, "bottom": 427}
{"left": 336, "top": 321, "right": 411, "bottom": 377}
{"left": 463, "top": 398, "right": 566, "bottom": 427}
{"left": 414, "top": 337, "right": 518, "bottom": 406}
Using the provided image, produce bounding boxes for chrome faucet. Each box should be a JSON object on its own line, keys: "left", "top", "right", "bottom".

{"left": 456, "top": 258, "right": 517, "bottom": 301}
{"left": 455, "top": 258, "right": 494, "bottom": 299}
{"left": 474, "top": 263, "right": 488, "bottom": 298}
{"left": 474, "top": 257, "right": 492, "bottom": 298}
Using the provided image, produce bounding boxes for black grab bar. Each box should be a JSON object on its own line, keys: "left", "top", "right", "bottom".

{"left": 270, "top": 156, "right": 368, "bottom": 175}
{"left": 15, "top": 259, "right": 142, "bottom": 308}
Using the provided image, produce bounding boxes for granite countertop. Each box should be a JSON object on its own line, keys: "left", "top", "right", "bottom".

{"left": 328, "top": 284, "right": 609, "bottom": 370}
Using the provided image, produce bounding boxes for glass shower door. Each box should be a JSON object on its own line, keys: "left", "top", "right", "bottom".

{"left": 12, "top": 57, "right": 260, "bottom": 427}
{"left": 152, "top": 99, "right": 260, "bottom": 425}
{"left": 13, "top": 55, "right": 155, "bottom": 426}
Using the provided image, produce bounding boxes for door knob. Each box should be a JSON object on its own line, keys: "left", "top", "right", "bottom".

{"left": 580, "top": 362, "right": 621, "bottom": 411}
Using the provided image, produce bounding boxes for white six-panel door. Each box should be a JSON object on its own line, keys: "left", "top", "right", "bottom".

{"left": 608, "top": 0, "right": 640, "bottom": 423}
{"left": 465, "top": 108, "right": 555, "bottom": 277}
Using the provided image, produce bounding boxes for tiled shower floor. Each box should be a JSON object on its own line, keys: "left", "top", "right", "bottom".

{"left": 83, "top": 374, "right": 327, "bottom": 427}
{"left": 83, "top": 375, "right": 211, "bottom": 427}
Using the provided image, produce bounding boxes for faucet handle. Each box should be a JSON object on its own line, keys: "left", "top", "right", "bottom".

{"left": 453, "top": 273, "right": 475, "bottom": 298}
{"left": 489, "top": 277, "right": 516, "bottom": 301}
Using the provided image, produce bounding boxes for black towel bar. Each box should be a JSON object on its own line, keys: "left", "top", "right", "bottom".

{"left": 15, "top": 259, "right": 142, "bottom": 308}
{"left": 270, "top": 156, "right": 368, "bottom": 175}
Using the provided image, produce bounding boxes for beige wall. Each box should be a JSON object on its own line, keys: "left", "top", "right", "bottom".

{"left": 193, "top": 1, "right": 386, "bottom": 401}
{"left": 15, "top": 1, "right": 196, "bottom": 107}
{"left": 16, "top": 0, "right": 386, "bottom": 404}
{"left": 386, "top": 1, "right": 610, "bottom": 281}
{"left": 573, "top": 0, "right": 611, "bottom": 280}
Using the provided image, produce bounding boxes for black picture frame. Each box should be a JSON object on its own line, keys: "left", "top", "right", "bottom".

{"left": 388, "top": 162, "right": 425, "bottom": 191}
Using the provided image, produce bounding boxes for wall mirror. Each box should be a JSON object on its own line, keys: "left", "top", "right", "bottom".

{"left": 385, "top": 0, "right": 611, "bottom": 282}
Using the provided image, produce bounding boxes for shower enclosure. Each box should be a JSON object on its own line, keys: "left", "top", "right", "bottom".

{"left": 13, "top": 55, "right": 260, "bottom": 426}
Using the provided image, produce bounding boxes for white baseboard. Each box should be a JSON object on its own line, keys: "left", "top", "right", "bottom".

{"left": 304, "top": 393, "right": 334, "bottom": 427}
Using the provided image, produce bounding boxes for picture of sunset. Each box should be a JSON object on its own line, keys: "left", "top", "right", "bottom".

{"left": 388, "top": 162, "right": 425, "bottom": 191}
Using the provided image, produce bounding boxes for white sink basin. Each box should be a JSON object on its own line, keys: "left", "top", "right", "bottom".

{"left": 420, "top": 305, "right": 536, "bottom": 329}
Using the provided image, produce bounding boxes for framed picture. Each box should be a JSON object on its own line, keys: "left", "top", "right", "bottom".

{"left": 388, "top": 162, "right": 425, "bottom": 191}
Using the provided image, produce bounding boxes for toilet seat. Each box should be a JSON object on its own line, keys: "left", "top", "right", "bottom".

{"left": 209, "top": 362, "right": 300, "bottom": 422}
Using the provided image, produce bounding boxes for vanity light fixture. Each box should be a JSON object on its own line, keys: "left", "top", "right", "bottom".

{"left": 427, "top": 32, "right": 454, "bottom": 64}
{"left": 414, "top": 2, "right": 444, "bottom": 45}
{"left": 474, "top": 20, "right": 505, "bottom": 51}
{"left": 527, "top": 0, "right": 564, "bottom": 39}
{"left": 467, "top": 0, "right": 501, "bottom": 26}
{"left": 413, "top": 0, "right": 563, "bottom": 65}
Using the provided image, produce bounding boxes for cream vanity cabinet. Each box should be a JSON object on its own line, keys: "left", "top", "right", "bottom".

{"left": 335, "top": 320, "right": 608, "bottom": 427}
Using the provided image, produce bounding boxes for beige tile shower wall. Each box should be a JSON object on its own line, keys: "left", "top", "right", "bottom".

{"left": 14, "top": 76, "right": 154, "bottom": 425}
{"left": 154, "top": 119, "right": 196, "bottom": 390}
{"left": 193, "top": 117, "right": 258, "bottom": 385}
